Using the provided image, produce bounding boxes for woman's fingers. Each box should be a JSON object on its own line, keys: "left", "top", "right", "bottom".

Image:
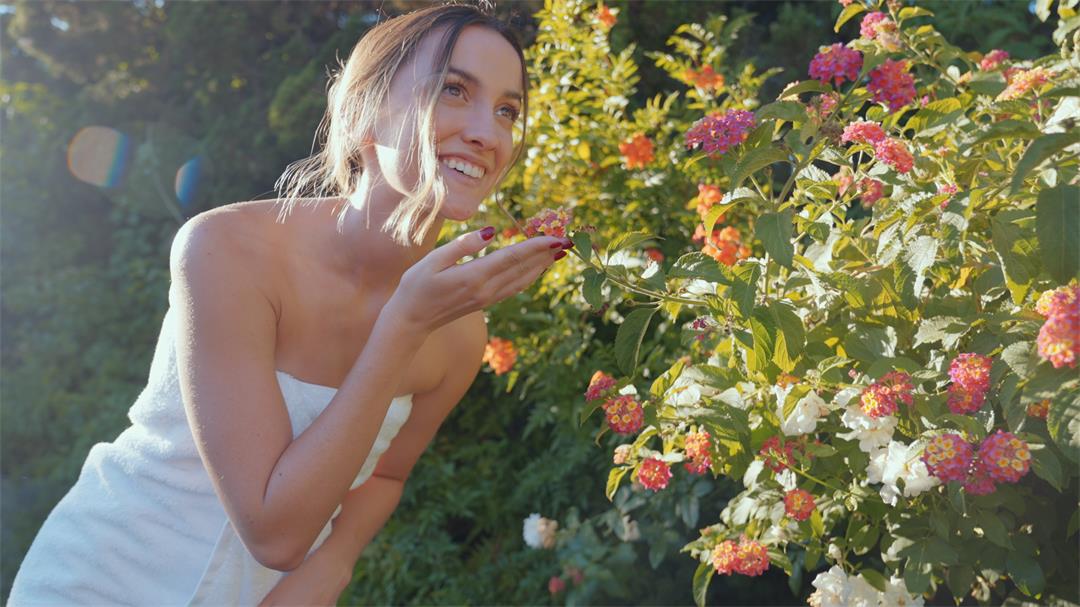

{"left": 425, "top": 226, "right": 499, "bottom": 271}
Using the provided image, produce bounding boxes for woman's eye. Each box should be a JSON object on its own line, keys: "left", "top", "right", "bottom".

{"left": 443, "top": 83, "right": 465, "bottom": 98}
{"left": 499, "top": 106, "right": 521, "bottom": 122}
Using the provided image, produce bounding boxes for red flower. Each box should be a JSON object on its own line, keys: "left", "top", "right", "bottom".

{"left": 857, "top": 178, "right": 884, "bottom": 207}
{"left": 524, "top": 207, "right": 573, "bottom": 238}
{"left": 1037, "top": 285, "right": 1079, "bottom": 369}
{"left": 860, "top": 12, "right": 896, "bottom": 40}
{"left": 946, "top": 384, "right": 986, "bottom": 415}
{"left": 949, "top": 353, "right": 993, "bottom": 395}
{"left": 637, "top": 457, "right": 672, "bottom": 491}
{"left": 548, "top": 576, "right": 566, "bottom": 595}
{"left": 585, "top": 370, "right": 618, "bottom": 402}
{"left": 841, "top": 120, "right": 887, "bottom": 145}
{"left": 808, "top": 43, "right": 863, "bottom": 87}
{"left": 734, "top": 538, "right": 770, "bottom": 576}
{"left": 596, "top": 4, "right": 616, "bottom": 28}
{"left": 685, "top": 65, "right": 725, "bottom": 91}
{"left": 868, "top": 59, "right": 917, "bottom": 112}
{"left": 963, "top": 459, "right": 997, "bottom": 495}
{"left": 711, "top": 540, "right": 740, "bottom": 575}
{"left": 482, "top": 337, "right": 517, "bottom": 375}
{"left": 1027, "top": 399, "right": 1050, "bottom": 419}
{"left": 759, "top": 436, "right": 798, "bottom": 472}
{"left": 784, "top": 489, "right": 816, "bottom": 521}
{"left": 645, "top": 247, "right": 665, "bottom": 263}
{"left": 619, "top": 133, "right": 654, "bottom": 169}
{"left": 979, "top": 49, "right": 1009, "bottom": 71}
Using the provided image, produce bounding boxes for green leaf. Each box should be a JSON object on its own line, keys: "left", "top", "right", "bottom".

{"left": 904, "top": 557, "right": 931, "bottom": 595}
{"left": 583, "top": 267, "right": 604, "bottom": 309}
{"left": 757, "top": 100, "right": 807, "bottom": 124}
{"left": 1036, "top": 184, "right": 1080, "bottom": 282}
{"left": 860, "top": 569, "right": 888, "bottom": 593}
{"left": 777, "top": 80, "right": 831, "bottom": 99}
{"left": 1007, "top": 553, "right": 1046, "bottom": 598}
{"left": 835, "top": 1, "right": 866, "bottom": 31}
{"left": 729, "top": 263, "right": 761, "bottom": 319}
{"left": 606, "top": 467, "right": 629, "bottom": 501}
{"left": 947, "top": 566, "right": 975, "bottom": 601}
{"left": 615, "top": 307, "right": 657, "bottom": 375}
{"left": 1011, "top": 132, "right": 1080, "bottom": 195}
{"left": 748, "top": 314, "right": 775, "bottom": 374}
{"left": 769, "top": 301, "right": 805, "bottom": 372}
{"left": 1031, "top": 445, "right": 1065, "bottom": 490}
{"left": 572, "top": 230, "right": 593, "bottom": 265}
{"left": 991, "top": 216, "right": 1039, "bottom": 304}
{"left": 913, "top": 316, "right": 967, "bottom": 349}
{"left": 899, "top": 6, "right": 934, "bottom": 19}
{"left": 898, "top": 536, "right": 960, "bottom": 565}
{"left": 606, "top": 230, "right": 655, "bottom": 258}
{"left": 975, "top": 510, "right": 1013, "bottom": 549}
{"left": 972, "top": 119, "right": 1043, "bottom": 145}
{"left": 756, "top": 211, "right": 795, "bottom": 268}
{"left": 693, "top": 562, "right": 714, "bottom": 607}
{"left": 670, "top": 252, "right": 727, "bottom": 283}
{"left": 731, "top": 146, "right": 789, "bottom": 191}
{"left": 903, "top": 235, "right": 938, "bottom": 299}
{"left": 1047, "top": 392, "right": 1080, "bottom": 456}
{"left": 1001, "top": 341, "right": 1037, "bottom": 379}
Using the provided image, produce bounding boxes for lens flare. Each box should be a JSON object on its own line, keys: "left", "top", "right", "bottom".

{"left": 174, "top": 156, "right": 204, "bottom": 207}
{"left": 67, "top": 126, "right": 131, "bottom": 188}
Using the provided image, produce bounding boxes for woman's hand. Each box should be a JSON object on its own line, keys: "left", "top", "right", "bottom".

{"left": 389, "top": 226, "right": 573, "bottom": 335}
{"left": 257, "top": 544, "right": 352, "bottom": 607}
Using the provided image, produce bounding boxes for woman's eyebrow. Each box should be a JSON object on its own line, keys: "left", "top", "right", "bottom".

{"left": 446, "top": 66, "right": 523, "bottom": 103}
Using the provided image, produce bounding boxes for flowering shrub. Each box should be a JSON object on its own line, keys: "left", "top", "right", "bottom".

{"left": 488, "top": 0, "right": 1079, "bottom": 604}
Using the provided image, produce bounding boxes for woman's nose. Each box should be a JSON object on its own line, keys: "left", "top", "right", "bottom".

{"left": 462, "top": 109, "right": 498, "bottom": 150}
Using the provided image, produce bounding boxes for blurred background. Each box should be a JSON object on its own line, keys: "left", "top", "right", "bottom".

{"left": 0, "top": 0, "right": 1053, "bottom": 603}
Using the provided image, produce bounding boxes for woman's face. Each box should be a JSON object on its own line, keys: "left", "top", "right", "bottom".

{"left": 370, "top": 25, "right": 524, "bottom": 221}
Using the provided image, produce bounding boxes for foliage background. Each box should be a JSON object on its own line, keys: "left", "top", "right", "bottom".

{"left": 0, "top": 0, "right": 1057, "bottom": 603}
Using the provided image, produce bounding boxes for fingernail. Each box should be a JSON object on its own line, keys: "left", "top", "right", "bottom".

{"left": 561, "top": 239, "right": 575, "bottom": 250}
{"left": 549, "top": 241, "right": 563, "bottom": 249}
{"left": 480, "top": 226, "right": 495, "bottom": 241}
{"left": 554, "top": 251, "right": 567, "bottom": 260}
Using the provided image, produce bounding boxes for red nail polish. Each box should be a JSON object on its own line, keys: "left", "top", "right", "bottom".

{"left": 554, "top": 251, "right": 567, "bottom": 260}
{"left": 549, "top": 242, "right": 563, "bottom": 249}
{"left": 480, "top": 226, "right": 495, "bottom": 241}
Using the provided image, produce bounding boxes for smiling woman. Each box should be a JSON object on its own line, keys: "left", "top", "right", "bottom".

{"left": 8, "top": 3, "right": 573, "bottom": 606}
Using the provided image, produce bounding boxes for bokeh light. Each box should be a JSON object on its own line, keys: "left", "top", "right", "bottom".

{"left": 174, "top": 156, "right": 205, "bottom": 208}
{"left": 66, "top": 126, "right": 131, "bottom": 188}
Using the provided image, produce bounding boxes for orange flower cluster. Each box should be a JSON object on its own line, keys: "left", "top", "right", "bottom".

{"left": 619, "top": 133, "right": 654, "bottom": 169}
{"left": 694, "top": 183, "right": 724, "bottom": 221}
{"left": 783, "top": 488, "right": 816, "bottom": 521}
{"left": 711, "top": 537, "right": 770, "bottom": 576}
{"left": 699, "top": 226, "right": 750, "bottom": 266}
{"left": 595, "top": 4, "right": 616, "bottom": 28}
{"left": 1027, "top": 399, "right": 1050, "bottom": 419}
{"left": 482, "top": 337, "right": 517, "bottom": 375}
{"left": 684, "top": 65, "right": 724, "bottom": 91}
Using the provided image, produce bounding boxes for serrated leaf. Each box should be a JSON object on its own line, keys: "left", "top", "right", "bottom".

{"left": 729, "top": 263, "right": 761, "bottom": 319}
{"left": 1011, "top": 132, "right": 1080, "bottom": 195}
{"left": 583, "top": 267, "right": 604, "bottom": 309}
{"left": 835, "top": 1, "right": 866, "bottom": 31}
{"left": 903, "top": 235, "right": 938, "bottom": 299}
{"left": 615, "top": 307, "right": 657, "bottom": 374}
{"left": 972, "top": 119, "right": 1043, "bottom": 145}
{"left": 572, "top": 231, "right": 593, "bottom": 265}
{"left": 670, "top": 252, "right": 727, "bottom": 283}
{"left": 757, "top": 100, "right": 807, "bottom": 123}
{"left": 1001, "top": 341, "right": 1036, "bottom": 379}
{"left": 1007, "top": 553, "right": 1045, "bottom": 598}
{"left": 693, "top": 562, "right": 714, "bottom": 607}
{"left": 1036, "top": 184, "right": 1080, "bottom": 282}
{"left": 731, "top": 146, "right": 790, "bottom": 191}
{"left": 606, "top": 467, "right": 629, "bottom": 501}
{"left": 1031, "top": 445, "right": 1065, "bottom": 490}
{"left": 913, "top": 316, "right": 967, "bottom": 349}
{"left": 756, "top": 211, "right": 795, "bottom": 268}
{"left": 991, "top": 216, "right": 1039, "bottom": 304}
{"left": 606, "top": 230, "right": 655, "bottom": 258}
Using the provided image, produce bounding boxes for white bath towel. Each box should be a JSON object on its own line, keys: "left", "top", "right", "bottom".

{"left": 9, "top": 305, "right": 414, "bottom": 605}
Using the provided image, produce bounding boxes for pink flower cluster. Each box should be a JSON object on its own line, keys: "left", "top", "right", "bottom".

{"left": 859, "top": 371, "right": 915, "bottom": 418}
{"left": 997, "top": 67, "right": 1053, "bottom": 102}
{"left": 978, "top": 430, "right": 1032, "bottom": 484}
{"left": 979, "top": 49, "right": 1009, "bottom": 71}
{"left": 684, "top": 430, "right": 712, "bottom": 475}
{"left": 524, "top": 207, "right": 573, "bottom": 238}
{"left": 873, "top": 137, "right": 914, "bottom": 173}
{"left": 921, "top": 433, "right": 975, "bottom": 482}
{"left": 808, "top": 43, "right": 863, "bottom": 87}
{"left": 637, "top": 456, "right": 672, "bottom": 491}
{"left": 922, "top": 430, "right": 1032, "bottom": 494}
{"left": 858, "top": 178, "right": 885, "bottom": 207}
{"left": 1036, "top": 285, "right": 1079, "bottom": 369}
{"left": 868, "top": 59, "right": 917, "bottom": 112}
{"left": 946, "top": 353, "right": 992, "bottom": 414}
{"left": 784, "top": 488, "right": 816, "bottom": 521}
{"left": 685, "top": 109, "right": 756, "bottom": 156}
{"left": 841, "top": 120, "right": 886, "bottom": 145}
{"left": 860, "top": 12, "right": 896, "bottom": 39}
{"left": 603, "top": 394, "right": 644, "bottom": 435}
{"left": 711, "top": 537, "right": 770, "bottom": 576}
{"left": 759, "top": 436, "right": 814, "bottom": 472}
{"left": 585, "top": 370, "right": 617, "bottom": 402}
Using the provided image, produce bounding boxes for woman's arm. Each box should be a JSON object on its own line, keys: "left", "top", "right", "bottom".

{"left": 258, "top": 477, "right": 404, "bottom": 607}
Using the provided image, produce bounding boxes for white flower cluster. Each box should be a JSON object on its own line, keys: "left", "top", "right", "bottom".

{"left": 864, "top": 440, "right": 939, "bottom": 506}
{"left": 808, "top": 566, "right": 924, "bottom": 607}
{"left": 664, "top": 366, "right": 718, "bottom": 407}
{"left": 522, "top": 513, "right": 559, "bottom": 549}
{"left": 776, "top": 388, "right": 830, "bottom": 436}
{"left": 836, "top": 388, "right": 896, "bottom": 452}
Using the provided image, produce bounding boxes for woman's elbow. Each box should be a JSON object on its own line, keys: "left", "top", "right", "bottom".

{"left": 249, "top": 534, "right": 308, "bottom": 572}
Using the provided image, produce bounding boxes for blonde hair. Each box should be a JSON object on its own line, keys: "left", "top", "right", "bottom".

{"left": 273, "top": 3, "right": 529, "bottom": 246}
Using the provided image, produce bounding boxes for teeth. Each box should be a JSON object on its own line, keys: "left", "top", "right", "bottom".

{"left": 441, "top": 157, "right": 485, "bottom": 179}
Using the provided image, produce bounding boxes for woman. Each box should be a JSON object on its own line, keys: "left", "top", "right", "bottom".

{"left": 10, "top": 4, "right": 570, "bottom": 605}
